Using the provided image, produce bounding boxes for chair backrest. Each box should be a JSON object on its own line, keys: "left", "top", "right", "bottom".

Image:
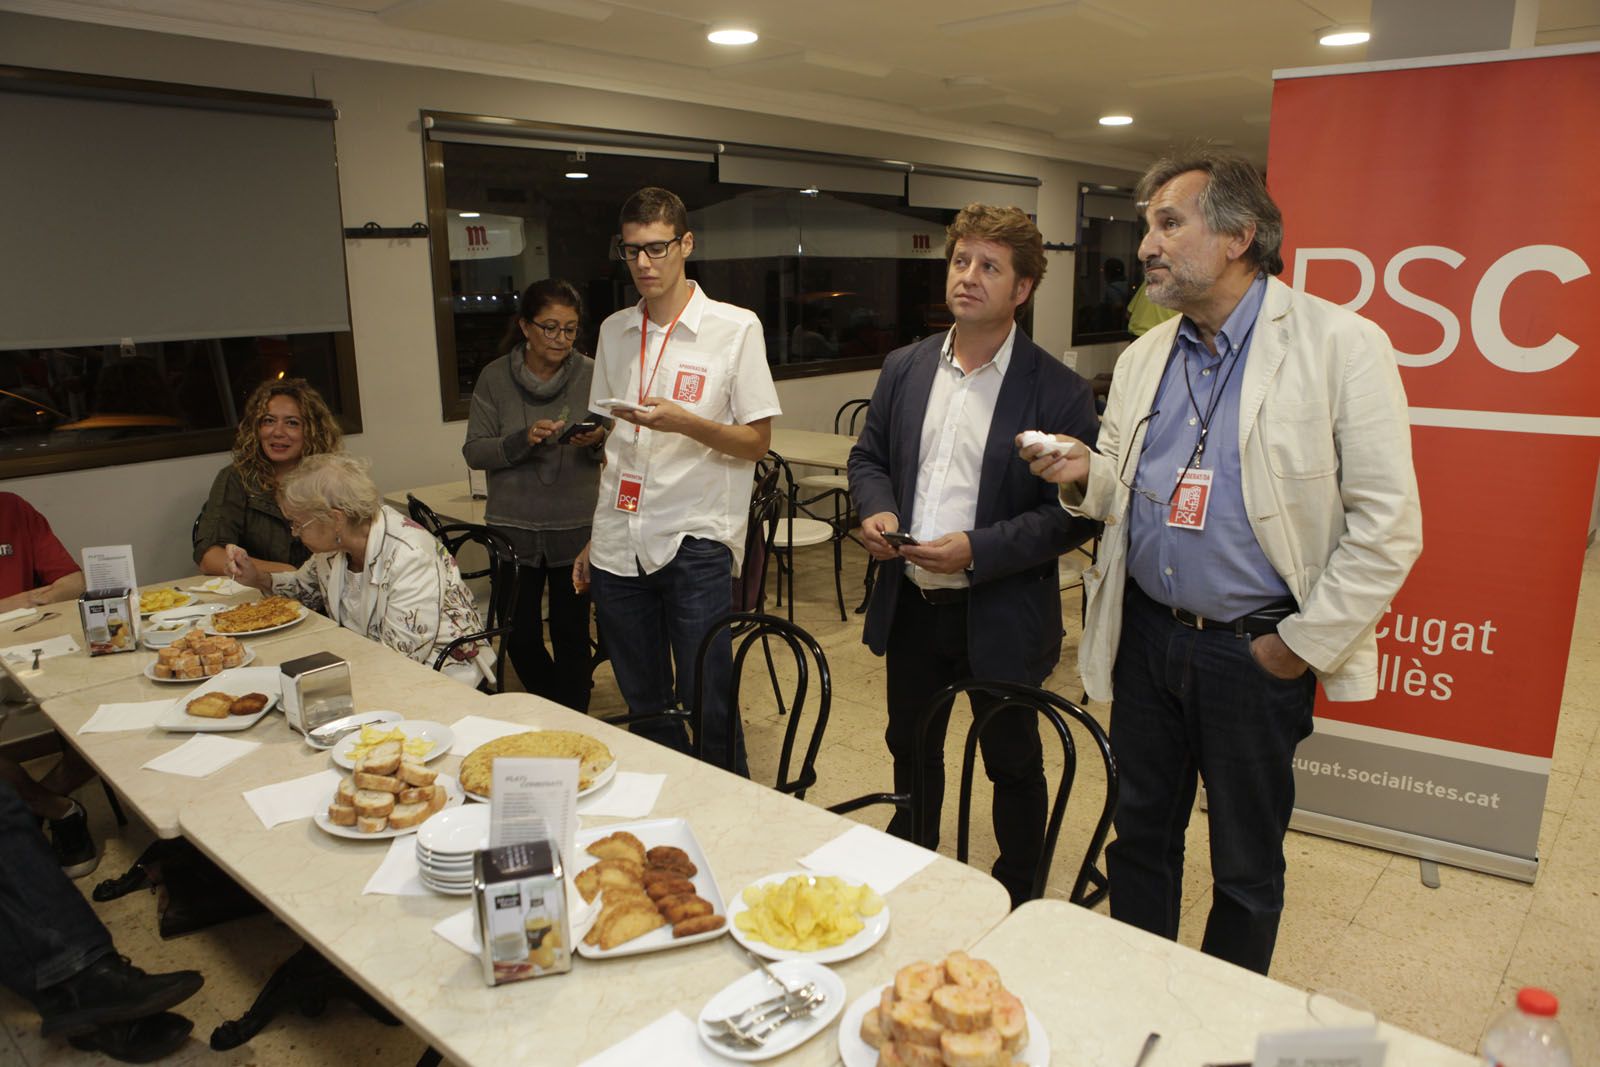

{"left": 406, "top": 493, "right": 444, "bottom": 536}
{"left": 430, "top": 522, "right": 518, "bottom": 631}
{"left": 692, "top": 611, "right": 831, "bottom": 798}
{"left": 927, "top": 679, "right": 1117, "bottom": 906}
{"left": 835, "top": 398, "right": 870, "bottom": 436}
{"left": 737, "top": 462, "right": 782, "bottom": 613}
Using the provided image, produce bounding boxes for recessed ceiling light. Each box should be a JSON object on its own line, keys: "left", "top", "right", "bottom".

{"left": 707, "top": 27, "right": 758, "bottom": 45}
{"left": 458, "top": 211, "right": 481, "bottom": 218}
{"left": 1098, "top": 114, "right": 1133, "bottom": 126}
{"left": 565, "top": 171, "right": 589, "bottom": 180}
{"left": 1318, "top": 26, "right": 1370, "bottom": 46}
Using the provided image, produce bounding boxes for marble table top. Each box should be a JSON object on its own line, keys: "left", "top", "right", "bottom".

{"left": 967, "top": 899, "right": 1479, "bottom": 1066}
{"left": 2, "top": 575, "right": 335, "bottom": 703}
{"left": 769, "top": 428, "right": 856, "bottom": 470}
{"left": 179, "top": 690, "right": 1012, "bottom": 1067}
{"left": 381, "top": 481, "right": 486, "bottom": 526}
{"left": 39, "top": 625, "right": 478, "bottom": 837}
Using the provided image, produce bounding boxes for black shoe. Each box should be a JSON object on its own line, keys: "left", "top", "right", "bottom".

{"left": 36, "top": 955, "right": 204, "bottom": 1038}
{"left": 68, "top": 1012, "right": 194, "bottom": 1063}
{"left": 48, "top": 801, "right": 99, "bottom": 879}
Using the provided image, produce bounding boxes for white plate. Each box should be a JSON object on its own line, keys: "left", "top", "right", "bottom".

{"left": 313, "top": 774, "right": 465, "bottom": 840}
{"left": 573, "top": 817, "right": 728, "bottom": 959}
{"left": 331, "top": 719, "right": 456, "bottom": 770}
{"left": 143, "top": 646, "right": 256, "bottom": 684}
{"left": 416, "top": 802, "right": 491, "bottom": 853}
{"left": 697, "top": 959, "right": 846, "bottom": 1062}
{"left": 836, "top": 983, "right": 1051, "bottom": 1067}
{"left": 204, "top": 602, "right": 310, "bottom": 637}
{"left": 419, "top": 874, "right": 473, "bottom": 896}
{"left": 154, "top": 666, "right": 282, "bottom": 732}
{"left": 463, "top": 756, "right": 617, "bottom": 804}
{"left": 728, "top": 870, "right": 891, "bottom": 964}
{"left": 139, "top": 590, "right": 196, "bottom": 616}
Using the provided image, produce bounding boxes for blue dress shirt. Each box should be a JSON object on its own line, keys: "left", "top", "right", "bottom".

{"left": 1125, "top": 275, "right": 1293, "bottom": 620}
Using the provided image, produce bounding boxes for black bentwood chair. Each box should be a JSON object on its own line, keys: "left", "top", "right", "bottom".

{"left": 933, "top": 679, "right": 1117, "bottom": 905}
{"left": 427, "top": 522, "right": 520, "bottom": 693}
{"left": 405, "top": 493, "right": 445, "bottom": 537}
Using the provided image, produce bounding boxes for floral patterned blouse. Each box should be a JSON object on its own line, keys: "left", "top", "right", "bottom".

{"left": 270, "top": 506, "right": 492, "bottom": 687}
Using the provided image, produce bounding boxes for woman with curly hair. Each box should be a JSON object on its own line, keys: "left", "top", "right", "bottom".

{"left": 193, "top": 377, "right": 342, "bottom": 576}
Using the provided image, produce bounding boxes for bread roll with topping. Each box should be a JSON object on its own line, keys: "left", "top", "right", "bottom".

{"left": 945, "top": 951, "right": 1003, "bottom": 991}
{"left": 990, "top": 990, "right": 1028, "bottom": 1053}
{"left": 897, "top": 1041, "right": 944, "bottom": 1067}
{"left": 888, "top": 999, "right": 943, "bottom": 1046}
{"left": 939, "top": 1027, "right": 1004, "bottom": 1067}
{"left": 860, "top": 1007, "right": 887, "bottom": 1050}
{"left": 932, "top": 984, "right": 993, "bottom": 1032}
{"left": 894, "top": 962, "right": 944, "bottom": 1003}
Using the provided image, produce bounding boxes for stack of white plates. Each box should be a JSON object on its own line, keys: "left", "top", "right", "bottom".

{"left": 415, "top": 803, "right": 490, "bottom": 896}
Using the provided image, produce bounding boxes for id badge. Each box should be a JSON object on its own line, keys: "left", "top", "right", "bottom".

{"left": 672, "top": 363, "right": 708, "bottom": 404}
{"left": 1166, "top": 468, "right": 1212, "bottom": 530}
{"left": 614, "top": 471, "right": 644, "bottom": 513}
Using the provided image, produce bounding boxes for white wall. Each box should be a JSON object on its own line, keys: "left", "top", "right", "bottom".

{"left": 0, "top": 12, "right": 1138, "bottom": 582}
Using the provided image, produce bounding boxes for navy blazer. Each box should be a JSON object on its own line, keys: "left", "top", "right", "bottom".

{"left": 848, "top": 329, "right": 1100, "bottom": 683}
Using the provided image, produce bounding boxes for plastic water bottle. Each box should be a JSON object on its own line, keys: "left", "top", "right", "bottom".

{"left": 1480, "top": 987, "right": 1574, "bottom": 1066}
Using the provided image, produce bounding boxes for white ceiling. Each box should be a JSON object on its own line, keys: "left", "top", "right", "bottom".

{"left": 19, "top": 0, "right": 1600, "bottom": 168}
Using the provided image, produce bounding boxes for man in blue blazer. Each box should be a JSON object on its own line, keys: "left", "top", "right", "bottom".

{"left": 848, "top": 203, "right": 1099, "bottom": 905}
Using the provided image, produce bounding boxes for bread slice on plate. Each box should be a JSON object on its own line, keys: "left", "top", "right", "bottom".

{"left": 387, "top": 800, "right": 432, "bottom": 830}
{"left": 399, "top": 761, "right": 437, "bottom": 787}
{"left": 353, "top": 789, "right": 395, "bottom": 819}
{"left": 357, "top": 739, "right": 402, "bottom": 776}
{"left": 354, "top": 771, "right": 404, "bottom": 794}
{"left": 327, "top": 803, "right": 357, "bottom": 827}
{"left": 356, "top": 815, "right": 388, "bottom": 834}
{"left": 185, "top": 692, "right": 234, "bottom": 719}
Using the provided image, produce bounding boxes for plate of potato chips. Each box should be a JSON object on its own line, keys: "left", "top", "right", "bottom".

{"left": 331, "top": 720, "right": 454, "bottom": 770}
{"left": 139, "top": 588, "right": 195, "bottom": 615}
{"left": 729, "top": 870, "right": 889, "bottom": 963}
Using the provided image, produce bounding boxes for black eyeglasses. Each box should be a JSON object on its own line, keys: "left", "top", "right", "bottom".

{"left": 1116, "top": 409, "right": 1190, "bottom": 508}
{"left": 615, "top": 236, "right": 683, "bottom": 261}
{"left": 529, "top": 321, "right": 579, "bottom": 340}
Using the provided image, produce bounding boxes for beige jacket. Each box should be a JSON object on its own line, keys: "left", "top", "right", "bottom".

{"left": 1064, "top": 276, "right": 1422, "bottom": 702}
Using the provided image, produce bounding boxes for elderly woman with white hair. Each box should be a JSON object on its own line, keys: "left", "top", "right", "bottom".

{"left": 226, "top": 453, "right": 493, "bottom": 687}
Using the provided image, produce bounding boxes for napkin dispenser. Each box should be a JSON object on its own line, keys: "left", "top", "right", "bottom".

{"left": 279, "top": 651, "right": 353, "bottom": 736}
{"left": 79, "top": 587, "right": 138, "bottom": 656}
{"left": 474, "top": 835, "right": 571, "bottom": 986}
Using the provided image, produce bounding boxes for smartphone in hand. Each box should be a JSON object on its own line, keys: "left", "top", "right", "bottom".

{"left": 880, "top": 530, "right": 919, "bottom": 547}
{"left": 594, "top": 397, "right": 655, "bottom": 415}
{"left": 556, "top": 419, "right": 603, "bottom": 444}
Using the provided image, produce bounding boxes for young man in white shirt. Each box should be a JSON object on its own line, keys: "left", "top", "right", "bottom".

{"left": 574, "top": 187, "right": 781, "bottom": 773}
{"left": 848, "top": 204, "right": 1098, "bottom": 905}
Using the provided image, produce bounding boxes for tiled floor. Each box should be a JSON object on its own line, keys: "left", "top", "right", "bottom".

{"left": 4, "top": 540, "right": 1597, "bottom": 1065}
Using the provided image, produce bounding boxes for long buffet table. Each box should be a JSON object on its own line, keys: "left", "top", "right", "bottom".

{"left": 7, "top": 575, "right": 1479, "bottom": 1066}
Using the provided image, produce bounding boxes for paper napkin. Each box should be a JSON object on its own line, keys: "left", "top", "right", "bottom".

{"left": 0, "top": 634, "right": 80, "bottom": 665}
{"left": 576, "top": 772, "right": 665, "bottom": 819}
{"left": 800, "top": 822, "right": 935, "bottom": 895}
{"left": 577, "top": 1011, "right": 722, "bottom": 1067}
{"left": 78, "top": 699, "right": 172, "bottom": 734}
{"left": 0, "top": 607, "right": 37, "bottom": 624}
{"left": 242, "top": 769, "right": 343, "bottom": 830}
{"left": 432, "top": 907, "right": 480, "bottom": 956}
{"left": 362, "top": 835, "right": 431, "bottom": 896}
{"left": 141, "top": 735, "right": 260, "bottom": 778}
{"left": 448, "top": 714, "right": 531, "bottom": 756}
{"left": 186, "top": 577, "right": 249, "bottom": 595}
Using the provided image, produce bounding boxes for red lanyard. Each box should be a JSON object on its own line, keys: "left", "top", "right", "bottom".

{"left": 637, "top": 301, "right": 688, "bottom": 408}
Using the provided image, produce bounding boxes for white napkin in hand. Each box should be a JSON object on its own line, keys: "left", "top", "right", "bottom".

{"left": 433, "top": 907, "right": 480, "bottom": 956}
{"left": 577, "top": 1011, "right": 721, "bottom": 1067}
{"left": 186, "top": 577, "right": 249, "bottom": 596}
{"left": 141, "top": 735, "right": 260, "bottom": 778}
{"left": 576, "top": 772, "right": 665, "bottom": 819}
{"left": 0, "top": 634, "right": 79, "bottom": 665}
{"left": 800, "top": 823, "right": 935, "bottom": 895}
{"left": 448, "top": 714, "right": 531, "bottom": 756}
{"left": 242, "top": 769, "right": 343, "bottom": 829}
{"left": 79, "top": 699, "right": 171, "bottom": 734}
{"left": 362, "top": 835, "right": 431, "bottom": 896}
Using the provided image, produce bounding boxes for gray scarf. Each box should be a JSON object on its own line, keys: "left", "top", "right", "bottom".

{"left": 512, "top": 346, "right": 576, "bottom": 405}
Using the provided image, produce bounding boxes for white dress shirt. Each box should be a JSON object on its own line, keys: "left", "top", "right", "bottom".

{"left": 908, "top": 324, "right": 1015, "bottom": 589}
{"left": 588, "top": 283, "right": 783, "bottom": 577}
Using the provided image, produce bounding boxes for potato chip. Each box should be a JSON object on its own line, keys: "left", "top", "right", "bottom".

{"left": 735, "top": 874, "right": 882, "bottom": 951}
{"left": 346, "top": 725, "right": 434, "bottom": 763}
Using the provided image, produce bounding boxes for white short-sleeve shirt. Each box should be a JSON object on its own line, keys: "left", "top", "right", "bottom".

{"left": 588, "top": 283, "right": 782, "bottom": 577}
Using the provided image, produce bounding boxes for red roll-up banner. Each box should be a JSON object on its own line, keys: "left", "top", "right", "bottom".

{"left": 1268, "top": 45, "right": 1600, "bottom": 878}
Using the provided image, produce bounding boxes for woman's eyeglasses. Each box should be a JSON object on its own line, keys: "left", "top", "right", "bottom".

{"left": 288, "top": 517, "right": 316, "bottom": 536}
{"left": 530, "top": 321, "right": 579, "bottom": 340}
{"left": 615, "top": 236, "right": 684, "bottom": 261}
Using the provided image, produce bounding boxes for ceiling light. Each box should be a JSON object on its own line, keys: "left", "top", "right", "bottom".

{"left": 707, "top": 27, "right": 758, "bottom": 45}
{"left": 1318, "top": 26, "right": 1370, "bottom": 46}
{"left": 459, "top": 211, "right": 481, "bottom": 218}
{"left": 1098, "top": 114, "right": 1133, "bottom": 126}
{"left": 565, "top": 171, "right": 589, "bottom": 180}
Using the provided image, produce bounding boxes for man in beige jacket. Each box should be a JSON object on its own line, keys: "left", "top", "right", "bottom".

{"left": 1023, "top": 149, "right": 1421, "bottom": 973}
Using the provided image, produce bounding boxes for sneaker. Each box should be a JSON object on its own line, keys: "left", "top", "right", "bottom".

{"left": 36, "top": 955, "right": 204, "bottom": 1038}
{"left": 48, "top": 800, "right": 99, "bottom": 879}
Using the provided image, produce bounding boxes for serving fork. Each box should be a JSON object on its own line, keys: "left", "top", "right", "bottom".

{"left": 706, "top": 986, "right": 828, "bottom": 1049}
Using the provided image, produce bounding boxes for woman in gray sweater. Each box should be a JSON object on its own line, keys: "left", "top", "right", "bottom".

{"left": 462, "top": 279, "right": 607, "bottom": 710}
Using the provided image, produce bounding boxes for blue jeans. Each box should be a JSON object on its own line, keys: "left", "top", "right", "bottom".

{"left": 590, "top": 537, "right": 747, "bottom": 775}
{"left": 0, "top": 780, "right": 114, "bottom": 1000}
{"left": 1105, "top": 581, "right": 1315, "bottom": 974}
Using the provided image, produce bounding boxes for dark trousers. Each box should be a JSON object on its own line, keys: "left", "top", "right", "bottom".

{"left": 1106, "top": 581, "right": 1315, "bottom": 974}
{"left": 507, "top": 563, "right": 593, "bottom": 712}
{"left": 0, "top": 780, "right": 113, "bottom": 1000}
{"left": 884, "top": 582, "right": 1047, "bottom": 907}
{"left": 590, "top": 537, "right": 747, "bottom": 775}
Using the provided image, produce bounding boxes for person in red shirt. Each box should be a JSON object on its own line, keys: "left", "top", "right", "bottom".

{"left": 0, "top": 493, "right": 98, "bottom": 875}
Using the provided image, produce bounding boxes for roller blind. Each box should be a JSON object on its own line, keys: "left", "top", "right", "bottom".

{"left": 908, "top": 172, "right": 1039, "bottom": 215}
{"left": 0, "top": 74, "right": 349, "bottom": 350}
{"left": 718, "top": 152, "right": 906, "bottom": 197}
